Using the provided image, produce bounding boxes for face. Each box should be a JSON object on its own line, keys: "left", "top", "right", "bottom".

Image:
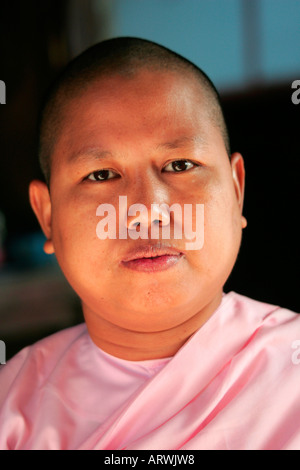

{"left": 30, "top": 69, "right": 246, "bottom": 335}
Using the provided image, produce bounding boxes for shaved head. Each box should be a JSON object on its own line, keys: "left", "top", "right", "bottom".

{"left": 38, "top": 37, "right": 231, "bottom": 184}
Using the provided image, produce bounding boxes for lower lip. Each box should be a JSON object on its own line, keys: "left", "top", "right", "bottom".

{"left": 122, "top": 254, "right": 183, "bottom": 272}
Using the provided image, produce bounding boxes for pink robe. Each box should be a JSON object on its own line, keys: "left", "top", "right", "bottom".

{"left": 0, "top": 291, "right": 300, "bottom": 450}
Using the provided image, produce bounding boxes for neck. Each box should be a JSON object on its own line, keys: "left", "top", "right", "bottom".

{"left": 82, "top": 291, "right": 223, "bottom": 361}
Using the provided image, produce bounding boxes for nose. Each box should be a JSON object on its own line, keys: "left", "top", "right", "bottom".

{"left": 127, "top": 202, "right": 170, "bottom": 231}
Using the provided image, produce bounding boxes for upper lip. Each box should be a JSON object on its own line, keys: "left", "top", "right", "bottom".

{"left": 121, "top": 243, "right": 184, "bottom": 262}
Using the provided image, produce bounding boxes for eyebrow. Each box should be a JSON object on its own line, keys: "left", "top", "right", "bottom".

{"left": 68, "top": 147, "right": 113, "bottom": 164}
{"left": 68, "top": 135, "right": 206, "bottom": 164}
{"left": 156, "top": 135, "right": 206, "bottom": 150}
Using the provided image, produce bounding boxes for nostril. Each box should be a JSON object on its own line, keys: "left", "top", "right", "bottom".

{"left": 129, "top": 221, "right": 140, "bottom": 229}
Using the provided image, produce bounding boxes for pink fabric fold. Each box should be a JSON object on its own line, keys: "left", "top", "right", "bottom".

{"left": 0, "top": 292, "right": 299, "bottom": 450}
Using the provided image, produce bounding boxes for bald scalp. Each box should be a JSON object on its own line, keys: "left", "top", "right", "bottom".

{"left": 38, "top": 37, "right": 231, "bottom": 184}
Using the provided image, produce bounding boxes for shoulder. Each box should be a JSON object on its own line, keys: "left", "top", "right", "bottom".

{"left": 0, "top": 323, "right": 88, "bottom": 401}
{"left": 225, "top": 290, "right": 299, "bottom": 325}
{"left": 223, "top": 291, "right": 300, "bottom": 370}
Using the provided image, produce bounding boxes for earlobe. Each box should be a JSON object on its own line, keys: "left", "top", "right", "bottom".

{"left": 28, "top": 180, "right": 55, "bottom": 254}
{"left": 241, "top": 215, "right": 247, "bottom": 229}
{"left": 230, "top": 152, "right": 247, "bottom": 229}
{"left": 43, "top": 239, "right": 55, "bottom": 254}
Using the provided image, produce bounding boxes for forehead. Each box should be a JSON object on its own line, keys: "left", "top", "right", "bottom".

{"left": 72, "top": 70, "right": 204, "bottom": 115}
{"left": 50, "top": 68, "right": 226, "bottom": 170}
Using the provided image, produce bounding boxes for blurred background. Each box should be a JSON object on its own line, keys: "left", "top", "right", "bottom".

{"left": 0, "top": 0, "right": 299, "bottom": 359}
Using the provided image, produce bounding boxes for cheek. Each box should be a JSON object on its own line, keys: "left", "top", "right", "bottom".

{"left": 52, "top": 206, "right": 94, "bottom": 242}
{"left": 50, "top": 198, "right": 109, "bottom": 271}
{"left": 188, "top": 178, "right": 242, "bottom": 264}
{"left": 50, "top": 204, "right": 118, "bottom": 306}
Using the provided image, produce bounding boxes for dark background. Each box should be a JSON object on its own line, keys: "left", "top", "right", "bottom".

{"left": 0, "top": 0, "right": 299, "bottom": 359}
{"left": 223, "top": 84, "right": 299, "bottom": 310}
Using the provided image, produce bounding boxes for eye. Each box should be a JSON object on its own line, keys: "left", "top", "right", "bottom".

{"left": 163, "top": 160, "right": 197, "bottom": 173}
{"left": 85, "top": 169, "right": 119, "bottom": 182}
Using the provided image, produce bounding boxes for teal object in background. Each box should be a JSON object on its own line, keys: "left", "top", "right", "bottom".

{"left": 103, "top": 0, "right": 300, "bottom": 92}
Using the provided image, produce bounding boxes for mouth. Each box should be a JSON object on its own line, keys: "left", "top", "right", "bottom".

{"left": 121, "top": 244, "right": 184, "bottom": 273}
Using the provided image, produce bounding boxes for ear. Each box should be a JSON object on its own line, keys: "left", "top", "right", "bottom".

{"left": 29, "top": 180, "right": 55, "bottom": 254}
{"left": 230, "top": 152, "right": 247, "bottom": 229}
